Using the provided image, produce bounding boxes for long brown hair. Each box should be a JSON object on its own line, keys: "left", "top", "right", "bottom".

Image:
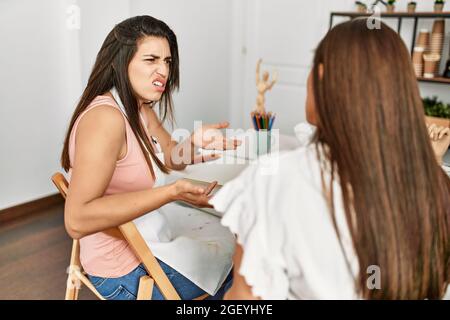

{"left": 61, "top": 15, "right": 179, "bottom": 174}
{"left": 312, "top": 18, "right": 449, "bottom": 299}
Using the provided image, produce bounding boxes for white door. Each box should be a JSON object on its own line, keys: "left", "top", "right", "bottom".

{"left": 230, "top": 0, "right": 358, "bottom": 134}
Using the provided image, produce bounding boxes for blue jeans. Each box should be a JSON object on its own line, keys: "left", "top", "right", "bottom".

{"left": 88, "top": 259, "right": 233, "bottom": 300}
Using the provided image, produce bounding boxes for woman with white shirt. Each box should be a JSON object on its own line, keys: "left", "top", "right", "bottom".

{"left": 211, "top": 18, "right": 450, "bottom": 299}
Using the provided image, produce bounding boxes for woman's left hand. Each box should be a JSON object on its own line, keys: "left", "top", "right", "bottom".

{"left": 427, "top": 123, "right": 450, "bottom": 165}
{"left": 191, "top": 121, "right": 241, "bottom": 151}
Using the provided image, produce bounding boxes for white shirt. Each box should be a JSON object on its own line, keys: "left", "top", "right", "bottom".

{"left": 443, "top": 164, "right": 450, "bottom": 177}
{"left": 211, "top": 123, "right": 450, "bottom": 300}
{"left": 211, "top": 143, "right": 360, "bottom": 300}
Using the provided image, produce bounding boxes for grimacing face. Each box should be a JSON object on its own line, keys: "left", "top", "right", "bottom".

{"left": 128, "top": 36, "right": 172, "bottom": 105}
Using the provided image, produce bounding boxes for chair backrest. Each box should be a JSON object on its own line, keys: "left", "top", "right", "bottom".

{"left": 52, "top": 173, "right": 68, "bottom": 199}
{"left": 51, "top": 172, "right": 181, "bottom": 300}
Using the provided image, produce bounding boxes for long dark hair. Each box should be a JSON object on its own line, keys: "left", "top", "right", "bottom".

{"left": 312, "top": 18, "right": 449, "bottom": 299}
{"left": 61, "top": 15, "right": 179, "bottom": 174}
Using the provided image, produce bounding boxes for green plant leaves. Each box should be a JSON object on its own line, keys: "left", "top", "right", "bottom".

{"left": 423, "top": 96, "right": 450, "bottom": 119}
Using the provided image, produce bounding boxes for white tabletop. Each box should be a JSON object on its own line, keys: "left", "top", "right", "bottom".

{"left": 166, "top": 133, "right": 301, "bottom": 185}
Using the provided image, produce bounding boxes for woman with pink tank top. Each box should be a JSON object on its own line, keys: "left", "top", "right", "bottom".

{"left": 60, "top": 16, "right": 239, "bottom": 300}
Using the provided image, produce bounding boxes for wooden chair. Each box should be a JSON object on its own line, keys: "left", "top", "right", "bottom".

{"left": 51, "top": 172, "right": 209, "bottom": 300}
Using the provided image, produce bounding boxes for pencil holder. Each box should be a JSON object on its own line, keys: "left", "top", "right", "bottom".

{"left": 256, "top": 129, "right": 272, "bottom": 156}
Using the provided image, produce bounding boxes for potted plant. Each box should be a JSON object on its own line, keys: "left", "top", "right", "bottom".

{"left": 434, "top": 0, "right": 445, "bottom": 12}
{"left": 407, "top": 1, "right": 417, "bottom": 13}
{"left": 355, "top": 1, "right": 367, "bottom": 13}
{"left": 423, "top": 96, "right": 450, "bottom": 128}
{"left": 386, "top": 0, "right": 396, "bottom": 13}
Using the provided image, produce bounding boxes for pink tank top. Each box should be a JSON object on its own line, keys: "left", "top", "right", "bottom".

{"left": 68, "top": 95, "right": 155, "bottom": 278}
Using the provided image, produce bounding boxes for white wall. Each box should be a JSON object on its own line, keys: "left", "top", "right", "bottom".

{"left": 1, "top": 0, "right": 449, "bottom": 209}
{"left": 77, "top": 0, "right": 130, "bottom": 86}
{"left": 0, "top": 0, "right": 234, "bottom": 210}
{"left": 0, "top": 0, "right": 132, "bottom": 210}
{"left": 0, "top": 0, "right": 77, "bottom": 209}
{"left": 130, "top": 0, "right": 233, "bottom": 131}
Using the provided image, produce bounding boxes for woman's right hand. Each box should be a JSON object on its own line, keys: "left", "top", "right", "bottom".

{"left": 170, "top": 179, "right": 215, "bottom": 208}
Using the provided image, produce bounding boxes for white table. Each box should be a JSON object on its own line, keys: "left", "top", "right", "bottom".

{"left": 164, "top": 133, "right": 301, "bottom": 216}
{"left": 166, "top": 133, "right": 301, "bottom": 185}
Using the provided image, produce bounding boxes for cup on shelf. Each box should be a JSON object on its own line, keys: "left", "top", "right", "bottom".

{"left": 430, "top": 44, "right": 443, "bottom": 55}
{"left": 413, "top": 67, "right": 423, "bottom": 77}
{"left": 416, "top": 29, "right": 430, "bottom": 48}
{"left": 412, "top": 47, "right": 424, "bottom": 77}
{"left": 430, "top": 20, "right": 445, "bottom": 56}
{"left": 413, "top": 64, "right": 423, "bottom": 77}
{"left": 423, "top": 53, "right": 441, "bottom": 78}
{"left": 432, "top": 19, "right": 445, "bottom": 34}
{"left": 430, "top": 34, "right": 444, "bottom": 55}
{"left": 430, "top": 45, "right": 443, "bottom": 55}
{"left": 412, "top": 47, "right": 424, "bottom": 63}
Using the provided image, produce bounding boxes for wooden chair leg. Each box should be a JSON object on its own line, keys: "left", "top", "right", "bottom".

{"left": 137, "top": 275, "right": 154, "bottom": 300}
{"left": 65, "top": 239, "right": 83, "bottom": 300}
{"left": 65, "top": 273, "right": 81, "bottom": 300}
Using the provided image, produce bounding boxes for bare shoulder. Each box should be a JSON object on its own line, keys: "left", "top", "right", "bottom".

{"left": 74, "top": 104, "right": 126, "bottom": 159}
{"left": 77, "top": 104, "right": 125, "bottom": 138}
{"left": 68, "top": 104, "right": 126, "bottom": 211}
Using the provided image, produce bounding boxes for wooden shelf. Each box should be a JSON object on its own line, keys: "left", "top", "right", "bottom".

{"left": 417, "top": 77, "right": 450, "bottom": 84}
{"left": 331, "top": 11, "right": 450, "bottom": 18}
{"left": 330, "top": 11, "right": 450, "bottom": 86}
